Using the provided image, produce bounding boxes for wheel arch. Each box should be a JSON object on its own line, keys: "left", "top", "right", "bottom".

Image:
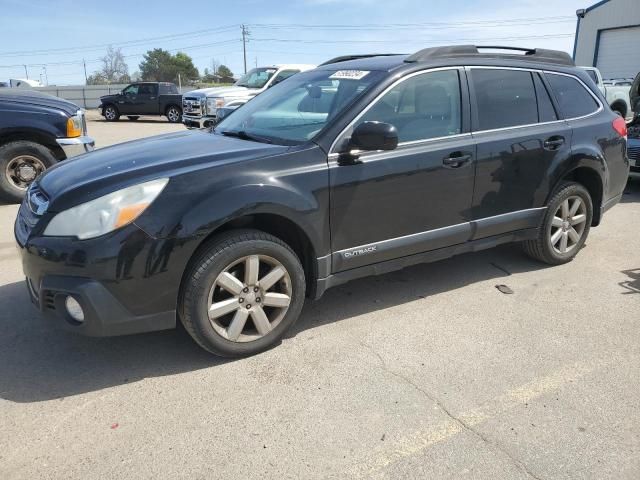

{"left": 180, "top": 213, "right": 318, "bottom": 302}
{"left": 551, "top": 164, "right": 604, "bottom": 226}
{"left": 0, "top": 128, "right": 65, "bottom": 160}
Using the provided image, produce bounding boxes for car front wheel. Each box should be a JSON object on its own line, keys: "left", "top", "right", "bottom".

{"left": 0, "top": 140, "right": 56, "bottom": 202}
{"left": 103, "top": 105, "right": 120, "bottom": 121}
{"left": 180, "top": 230, "right": 306, "bottom": 357}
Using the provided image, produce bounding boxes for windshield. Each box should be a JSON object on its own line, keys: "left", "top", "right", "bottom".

{"left": 235, "top": 68, "right": 279, "bottom": 88}
{"left": 217, "top": 69, "right": 385, "bottom": 145}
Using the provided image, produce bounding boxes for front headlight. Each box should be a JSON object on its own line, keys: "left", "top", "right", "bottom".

{"left": 206, "top": 97, "right": 225, "bottom": 113}
{"left": 44, "top": 178, "right": 169, "bottom": 239}
{"left": 66, "top": 113, "right": 83, "bottom": 137}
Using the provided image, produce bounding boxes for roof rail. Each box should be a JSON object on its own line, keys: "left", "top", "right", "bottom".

{"left": 320, "top": 53, "right": 403, "bottom": 66}
{"left": 405, "top": 45, "right": 574, "bottom": 66}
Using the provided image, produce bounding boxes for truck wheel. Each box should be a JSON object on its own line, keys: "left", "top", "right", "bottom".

{"left": 523, "top": 182, "right": 593, "bottom": 265}
{"left": 166, "top": 105, "right": 182, "bottom": 123}
{"left": 127, "top": 116, "right": 140, "bottom": 121}
{"left": 0, "top": 141, "right": 56, "bottom": 203}
{"left": 103, "top": 105, "right": 120, "bottom": 121}
{"left": 180, "top": 230, "right": 306, "bottom": 357}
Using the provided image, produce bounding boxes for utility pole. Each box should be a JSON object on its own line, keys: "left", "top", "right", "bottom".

{"left": 23, "top": 64, "right": 28, "bottom": 79}
{"left": 83, "top": 59, "right": 88, "bottom": 84}
{"left": 255, "top": 56, "right": 257, "bottom": 68}
{"left": 241, "top": 24, "right": 249, "bottom": 74}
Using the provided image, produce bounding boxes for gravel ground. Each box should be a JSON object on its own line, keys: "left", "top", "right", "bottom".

{"left": 0, "top": 118, "right": 639, "bottom": 479}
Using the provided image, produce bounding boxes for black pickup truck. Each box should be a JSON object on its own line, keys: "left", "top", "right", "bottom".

{"left": 0, "top": 89, "right": 94, "bottom": 202}
{"left": 98, "top": 82, "right": 183, "bottom": 123}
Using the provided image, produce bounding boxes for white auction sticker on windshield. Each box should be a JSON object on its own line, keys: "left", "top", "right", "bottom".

{"left": 329, "top": 70, "right": 370, "bottom": 80}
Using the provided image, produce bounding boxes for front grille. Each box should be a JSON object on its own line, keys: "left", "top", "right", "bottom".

{"left": 16, "top": 184, "right": 47, "bottom": 245}
{"left": 628, "top": 146, "right": 640, "bottom": 165}
{"left": 183, "top": 97, "right": 203, "bottom": 117}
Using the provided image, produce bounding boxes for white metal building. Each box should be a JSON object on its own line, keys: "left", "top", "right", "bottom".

{"left": 573, "top": 0, "right": 640, "bottom": 79}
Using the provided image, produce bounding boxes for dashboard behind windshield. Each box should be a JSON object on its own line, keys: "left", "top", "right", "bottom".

{"left": 217, "top": 69, "right": 385, "bottom": 145}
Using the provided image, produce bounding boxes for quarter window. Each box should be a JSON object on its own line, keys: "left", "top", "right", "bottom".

{"left": 356, "top": 69, "right": 462, "bottom": 143}
{"left": 546, "top": 73, "right": 600, "bottom": 119}
{"left": 471, "top": 69, "right": 538, "bottom": 130}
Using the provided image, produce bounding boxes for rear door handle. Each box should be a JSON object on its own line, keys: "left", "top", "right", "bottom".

{"left": 443, "top": 153, "right": 472, "bottom": 168}
{"left": 544, "top": 136, "right": 565, "bottom": 150}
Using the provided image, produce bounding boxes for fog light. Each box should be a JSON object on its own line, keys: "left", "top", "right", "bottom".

{"left": 65, "top": 296, "right": 85, "bottom": 323}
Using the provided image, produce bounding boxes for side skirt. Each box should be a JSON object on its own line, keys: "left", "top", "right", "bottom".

{"left": 313, "top": 228, "right": 538, "bottom": 299}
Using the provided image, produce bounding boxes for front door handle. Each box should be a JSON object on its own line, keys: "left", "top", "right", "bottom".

{"left": 544, "top": 136, "right": 565, "bottom": 150}
{"left": 443, "top": 153, "right": 472, "bottom": 168}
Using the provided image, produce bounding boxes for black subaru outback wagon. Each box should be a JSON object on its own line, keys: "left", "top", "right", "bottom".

{"left": 15, "top": 45, "right": 629, "bottom": 357}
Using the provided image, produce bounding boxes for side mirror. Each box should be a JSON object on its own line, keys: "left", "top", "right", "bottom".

{"left": 349, "top": 121, "right": 398, "bottom": 152}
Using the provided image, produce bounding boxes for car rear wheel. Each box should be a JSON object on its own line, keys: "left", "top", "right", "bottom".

{"left": 523, "top": 182, "right": 593, "bottom": 265}
{"left": 180, "top": 230, "right": 306, "bottom": 357}
{"left": 166, "top": 105, "right": 182, "bottom": 123}
{"left": 103, "top": 105, "right": 120, "bottom": 121}
{"left": 0, "top": 140, "right": 56, "bottom": 203}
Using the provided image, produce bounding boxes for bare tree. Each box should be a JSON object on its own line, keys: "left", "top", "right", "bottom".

{"left": 87, "top": 46, "right": 130, "bottom": 85}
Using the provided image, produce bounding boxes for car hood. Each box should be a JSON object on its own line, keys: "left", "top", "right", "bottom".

{"left": 99, "top": 93, "right": 119, "bottom": 102}
{"left": 0, "top": 89, "right": 79, "bottom": 116}
{"left": 38, "top": 129, "right": 288, "bottom": 211}
{"left": 183, "top": 86, "right": 255, "bottom": 98}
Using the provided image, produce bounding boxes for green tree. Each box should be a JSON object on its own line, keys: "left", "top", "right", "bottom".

{"left": 138, "top": 49, "right": 199, "bottom": 83}
{"left": 217, "top": 64, "right": 234, "bottom": 83}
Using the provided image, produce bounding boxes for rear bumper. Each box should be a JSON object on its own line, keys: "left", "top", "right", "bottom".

{"left": 56, "top": 136, "right": 95, "bottom": 158}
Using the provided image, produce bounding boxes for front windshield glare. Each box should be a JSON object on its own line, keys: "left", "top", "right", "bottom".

{"left": 217, "top": 69, "right": 384, "bottom": 145}
{"left": 235, "top": 68, "right": 278, "bottom": 88}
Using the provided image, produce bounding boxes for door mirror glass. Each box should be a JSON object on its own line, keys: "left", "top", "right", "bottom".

{"left": 349, "top": 121, "right": 398, "bottom": 151}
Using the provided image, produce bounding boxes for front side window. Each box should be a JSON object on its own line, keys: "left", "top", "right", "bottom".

{"left": 355, "top": 69, "right": 462, "bottom": 143}
{"left": 123, "top": 84, "right": 139, "bottom": 95}
{"left": 546, "top": 73, "right": 600, "bottom": 119}
{"left": 234, "top": 68, "right": 278, "bottom": 89}
{"left": 216, "top": 69, "right": 385, "bottom": 145}
{"left": 471, "top": 69, "right": 538, "bottom": 130}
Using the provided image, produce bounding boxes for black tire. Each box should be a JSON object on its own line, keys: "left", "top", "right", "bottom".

{"left": 127, "top": 116, "right": 140, "bottom": 121}
{"left": 180, "top": 230, "right": 306, "bottom": 357}
{"left": 103, "top": 104, "right": 120, "bottom": 121}
{"left": 523, "top": 182, "right": 593, "bottom": 265}
{"left": 166, "top": 105, "right": 182, "bottom": 123}
{"left": 0, "top": 140, "right": 56, "bottom": 203}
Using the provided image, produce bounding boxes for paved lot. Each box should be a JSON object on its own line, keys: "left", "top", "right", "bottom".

{"left": 0, "top": 118, "right": 639, "bottom": 479}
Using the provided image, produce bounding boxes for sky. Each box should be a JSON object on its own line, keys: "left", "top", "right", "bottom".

{"left": 0, "top": 0, "right": 591, "bottom": 86}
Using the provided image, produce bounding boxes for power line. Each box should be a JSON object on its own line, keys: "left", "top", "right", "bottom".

{"left": 0, "top": 25, "right": 240, "bottom": 58}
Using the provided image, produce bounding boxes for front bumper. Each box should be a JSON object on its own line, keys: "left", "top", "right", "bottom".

{"left": 15, "top": 203, "right": 180, "bottom": 337}
{"left": 628, "top": 138, "right": 640, "bottom": 171}
{"left": 182, "top": 114, "right": 216, "bottom": 129}
{"left": 56, "top": 136, "right": 95, "bottom": 158}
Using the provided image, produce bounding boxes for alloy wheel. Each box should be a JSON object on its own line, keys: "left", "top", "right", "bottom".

{"left": 550, "top": 195, "right": 587, "bottom": 254}
{"left": 167, "top": 107, "right": 180, "bottom": 122}
{"left": 208, "top": 254, "right": 292, "bottom": 342}
{"left": 105, "top": 107, "right": 117, "bottom": 120}
{"left": 5, "top": 155, "right": 46, "bottom": 190}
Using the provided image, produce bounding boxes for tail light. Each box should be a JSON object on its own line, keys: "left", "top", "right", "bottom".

{"left": 612, "top": 116, "right": 627, "bottom": 139}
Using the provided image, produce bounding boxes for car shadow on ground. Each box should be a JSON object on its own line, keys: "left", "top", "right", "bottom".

{"left": 0, "top": 243, "right": 550, "bottom": 403}
{"left": 93, "top": 118, "right": 177, "bottom": 125}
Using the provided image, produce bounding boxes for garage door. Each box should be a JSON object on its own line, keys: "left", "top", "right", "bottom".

{"left": 595, "top": 26, "right": 640, "bottom": 79}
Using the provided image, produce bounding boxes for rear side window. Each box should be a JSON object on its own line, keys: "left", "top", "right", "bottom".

{"left": 546, "top": 73, "right": 600, "bottom": 119}
{"left": 471, "top": 69, "right": 538, "bottom": 130}
{"left": 159, "top": 83, "right": 178, "bottom": 94}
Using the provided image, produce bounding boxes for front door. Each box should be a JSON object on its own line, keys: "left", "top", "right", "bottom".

{"left": 135, "top": 83, "right": 159, "bottom": 114}
{"left": 467, "top": 67, "right": 573, "bottom": 239}
{"left": 329, "top": 68, "right": 476, "bottom": 272}
{"left": 119, "top": 84, "right": 139, "bottom": 114}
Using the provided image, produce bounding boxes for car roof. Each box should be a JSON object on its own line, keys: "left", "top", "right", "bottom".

{"left": 316, "top": 45, "right": 579, "bottom": 75}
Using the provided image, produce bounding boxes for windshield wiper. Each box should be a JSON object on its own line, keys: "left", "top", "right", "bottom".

{"left": 219, "top": 130, "right": 273, "bottom": 144}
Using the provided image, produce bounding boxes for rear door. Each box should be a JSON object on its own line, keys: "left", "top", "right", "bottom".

{"left": 136, "top": 83, "right": 159, "bottom": 114}
{"left": 468, "top": 67, "right": 572, "bottom": 239}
